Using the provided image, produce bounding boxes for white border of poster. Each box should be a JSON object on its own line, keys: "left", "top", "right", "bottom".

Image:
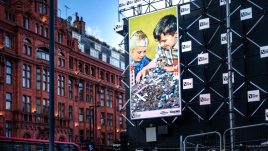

{"left": 129, "top": 6, "right": 181, "bottom": 120}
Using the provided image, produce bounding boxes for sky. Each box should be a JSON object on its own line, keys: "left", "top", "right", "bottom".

{"left": 58, "top": 0, "right": 123, "bottom": 49}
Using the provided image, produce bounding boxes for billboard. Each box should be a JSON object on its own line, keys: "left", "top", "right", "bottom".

{"left": 119, "top": 0, "right": 144, "bottom": 11}
{"left": 129, "top": 7, "right": 181, "bottom": 120}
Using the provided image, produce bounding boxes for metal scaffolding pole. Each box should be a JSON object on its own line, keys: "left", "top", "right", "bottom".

{"left": 49, "top": 0, "right": 55, "bottom": 151}
{"left": 226, "top": 0, "right": 235, "bottom": 151}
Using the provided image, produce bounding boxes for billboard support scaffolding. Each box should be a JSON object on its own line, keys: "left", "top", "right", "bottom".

{"left": 226, "top": 0, "right": 235, "bottom": 150}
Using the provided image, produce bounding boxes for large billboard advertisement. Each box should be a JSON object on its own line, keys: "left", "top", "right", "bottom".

{"left": 129, "top": 7, "right": 181, "bottom": 120}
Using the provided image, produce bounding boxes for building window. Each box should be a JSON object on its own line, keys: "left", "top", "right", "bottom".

{"left": 121, "top": 61, "right": 125, "bottom": 70}
{"left": 36, "top": 98, "right": 41, "bottom": 114}
{"left": 85, "top": 65, "right": 89, "bottom": 75}
{"left": 102, "top": 53, "right": 107, "bottom": 62}
{"left": 79, "top": 130, "right": 84, "bottom": 142}
{"left": 23, "top": 38, "right": 32, "bottom": 56}
{"left": 36, "top": 98, "right": 41, "bottom": 123}
{"left": 22, "top": 95, "right": 31, "bottom": 113}
{"left": 86, "top": 109, "right": 90, "bottom": 122}
{"left": 36, "top": 67, "right": 41, "bottom": 90}
{"left": 100, "top": 133, "right": 105, "bottom": 145}
{"left": 106, "top": 72, "right": 109, "bottom": 82}
{"left": 6, "top": 60, "right": 12, "bottom": 85}
{"left": 119, "top": 94, "right": 123, "bottom": 111}
{"left": 23, "top": 16, "right": 29, "bottom": 29}
{"left": 79, "top": 80, "right": 84, "bottom": 101}
{"left": 90, "top": 109, "right": 94, "bottom": 125}
{"left": 68, "top": 79, "right": 73, "bottom": 99}
{"left": 107, "top": 113, "right": 113, "bottom": 127}
{"left": 5, "top": 121, "right": 11, "bottom": 137}
{"left": 111, "top": 75, "right": 115, "bottom": 84}
{"left": 5, "top": 10, "right": 15, "bottom": 22}
{"left": 86, "top": 82, "right": 90, "bottom": 102}
{"left": 120, "top": 116, "right": 123, "bottom": 128}
{"left": 68, "top": 129, "right": 73, "bottom": 142}
{"left": 106, "top": 90, "right": 113, "bottom": 108}
{"left": 22, "top": 64, "right": 31, "bottom": 88}
{"left": 43, "top": 69, "right": 49, "bottom": 92}
{"left": 100, "top": 88, "right": 104, "bottom": 106}
{"left": 69, "top": 57, "right": 73, "bottom": 69}
{"left": 40, "top": 25, "right": 43, "bottom": 36}
{"left": 58, "top": 52, "right": 65, "bottom": 68}
{"left": 68, "top": 106, "right": 73, "bottom": 120}
{"left": 39, "top": 0, "right": 47, "bottom": 14}
{"left": 43, "top": 98, "right": 49, "bottom": 115}
{"left": 44, "top": 27, "right": 48, "bottom": 37}
{"left": 58, "top": 103, "right": 65, "bottom": 118}
{"left": 79, "top": 108, "right": 84, "bottom": 122}
{"left": 90, "top": 48, "right": 99, "bottom": 59}
{"left": 100, "top": 70, "right": 104, "bottom": 80}
{"left": 90, "top": 66, "right": 95, "bottom": 77}
{"left": 6, "top": 93, "right": 12, "bottom": 110}
{"left": 35, "top": 23, "right": 39, "bottom": 33}
{"left": 78, "top": 62, "right": 83, "bottom": 73}
{"left": 37, "top": 48, "right": 49, "bottom": 61}
{"left": 101, "top": 112, "right": 105, "bottom": 126}
{"left": 110, "top": 57, "right": 120, "bottom": 68}
{"left": 58, "top": 32, "right": 63, "bottom": 44}
{"left": 58, "top": 75, "right": 65, "bottom": 96}
{"left": 90, "top": 84, "right": 93, "bottom": 103}
{"left": 107, "top": 133, "right": 113, "bottom": 146}
{"left": 5, "top": 34, "right": 12, "bottom": 48}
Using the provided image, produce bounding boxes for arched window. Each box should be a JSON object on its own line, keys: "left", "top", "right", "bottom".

{"left": 23, "top": 38, "right": 32, "bottom": 56}
{"left": 6, "top": 60, "right": 12, "bottom": 84}
{"left": 37, "top": 47, "right": 49, "bottom": 61}
{"left": 58, "top": 52, "right": 65, "bottom": 67}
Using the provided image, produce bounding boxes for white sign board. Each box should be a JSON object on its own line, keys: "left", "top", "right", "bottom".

{"left": 146, "top": 127, "right": 157, "bottom": 142}
{"left": 200, "top": 93, "right": 211, "bottom": 105}
{"left": 182, "top": 41, "right": 192, "bottom": 52}
{"left": 221, "top": 32, "right": 232, "bottom": 45}
{"left": 183, "top": 78, "right": 193, "bottom": 89}
{"left": 119, "top": 0, "right": 144, "bottom": 10}
{"left": 114, "top": 22, "right": 124, "bottom": 32}
{"left": 180, "top": 4, "right": 190, "bottom": 16}
{"left": 198, "top": 53, "right": 209, "bottom": 65}
{"left": 266, "top": 109, "right": 268, "bottom": 121}
{"left": 240, "top": 7, "right": 252, "bottom": 21}
{"left": 220, "top": 0, "right": 231, "bottom": 6}
{"left": 260, "top": 46, "right": 268, "bottom": 58}
{"left": 199, "top": 18, "right": 210, "bottom": 30}
{"left": 222, "top": 72, "right": 234, "bottom": 85}
{"left": 247, "top": 90, "right": 260, "bottom": 102}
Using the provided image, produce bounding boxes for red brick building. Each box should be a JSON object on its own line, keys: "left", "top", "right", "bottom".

{"left": 0, "top": 0, "right": 126, "bottom": 149}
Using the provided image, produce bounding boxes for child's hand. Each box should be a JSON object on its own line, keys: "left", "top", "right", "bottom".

{"left": 136, "top": 68, "right": 147, "bottom": 82}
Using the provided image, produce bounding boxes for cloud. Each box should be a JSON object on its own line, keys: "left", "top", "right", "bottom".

{"left": 85, "top": 26, "right": 103, "bottom": 41}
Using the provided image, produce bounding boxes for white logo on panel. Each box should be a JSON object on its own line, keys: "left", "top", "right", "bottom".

{"left": 240, "top": 7, "right": 252, "bottom": 21}
{"left": 260, "top": 46, "right": 268, "bottom": 58}
{"left": 198, "top": 53, "right": 209, "bottom": 65}
{"left": 222, "top": 72, "right": 234, "bottom": 84}
{"left": 247, "top": 90, "right": 260, "bottom": 102}
{"left": 183, "top": 78, "right": 193, "bottom": 89}
{"left": 180, "top": 4, "right": 190, "bottom": 16}
{"left": 114, "top": 22, "right": 123, "bottom": 32}
{"left": 266, "top": 109, "right": 268, "bottom": 121}
{"left": 199, "top": 18, "right": 210, "bottom": 30}
{"left": 182, "top": 41, "right": 192, "bottom": 52}
{"left": 220, "top": 0, "right": 231, "bottom": 6}
{"left": 200, "top": 93, "right": 211, "bottom": 105}
{"left": 221, "top": 32, "right": 232, "bottom": 45}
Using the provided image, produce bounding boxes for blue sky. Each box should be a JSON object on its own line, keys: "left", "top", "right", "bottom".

{"left": 58, "top": 0, "right": 123, "bottom": 49}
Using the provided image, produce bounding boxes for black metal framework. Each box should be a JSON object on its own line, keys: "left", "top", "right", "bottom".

{"left": 117, "top": 0, "right": 268, "bottom": 150}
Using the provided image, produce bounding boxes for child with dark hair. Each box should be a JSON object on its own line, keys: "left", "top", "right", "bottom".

{"left": 136, "top": 14, "right": 179, "bottom": 82}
